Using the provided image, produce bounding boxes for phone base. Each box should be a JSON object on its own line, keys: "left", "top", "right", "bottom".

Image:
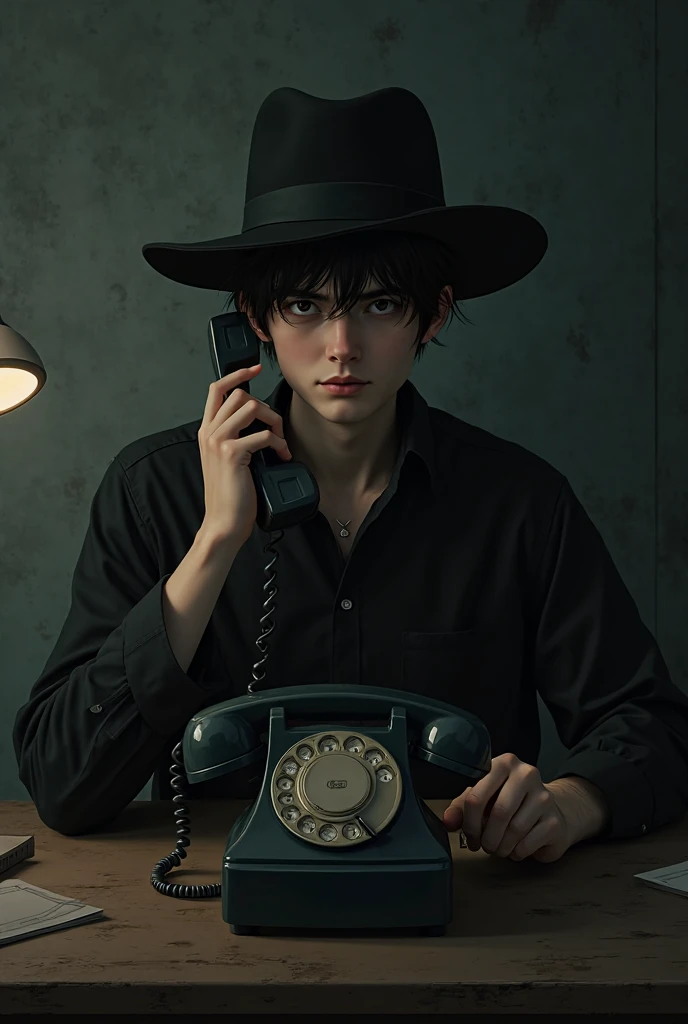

{"left": 219, "top": 711, "right": 456, "bottom": 934}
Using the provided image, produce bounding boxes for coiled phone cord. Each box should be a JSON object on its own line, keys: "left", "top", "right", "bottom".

{"left": 150, "top": 739, "right": 221, "bottom": 898}
{"left": 150, "top": 531, "right": 283, "bottom": 898}
{"left": 248, "top": 529, "right": 282, "bottom": 695}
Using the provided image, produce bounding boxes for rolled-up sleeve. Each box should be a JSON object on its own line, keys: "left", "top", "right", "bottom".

{"left": 531, "top": 478, "right": 688, "bottom": 839}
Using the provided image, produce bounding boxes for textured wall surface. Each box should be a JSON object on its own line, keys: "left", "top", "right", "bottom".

{"left": 1, "top": 0, "right": 685, "bottom": 804}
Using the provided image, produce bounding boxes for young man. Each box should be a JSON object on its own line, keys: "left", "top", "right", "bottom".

{"left": 13, "top": 87, "right": 688, "bottom": 864}
{"left": 234, "top": 233, "right": 455, "bottom": 563}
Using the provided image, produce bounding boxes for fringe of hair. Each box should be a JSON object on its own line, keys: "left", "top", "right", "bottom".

{"left": 221, "top": 229, "right": 474, "bottom": 374}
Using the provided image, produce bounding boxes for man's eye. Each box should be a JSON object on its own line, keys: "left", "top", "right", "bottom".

{"left": 284, "top": 298, "right": 400, "bottom": 316}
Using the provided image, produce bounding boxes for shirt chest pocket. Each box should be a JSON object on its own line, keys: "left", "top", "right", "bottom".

{"left": 401, "top": 628, "right": 520, "bottom": 721}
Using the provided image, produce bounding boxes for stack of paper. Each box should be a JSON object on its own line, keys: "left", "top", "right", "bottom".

{"left": 0, "top": 879, "right": 104, "bottom": 947}
{"left": 634, "top": 859, "right": 688, "bottom": 897}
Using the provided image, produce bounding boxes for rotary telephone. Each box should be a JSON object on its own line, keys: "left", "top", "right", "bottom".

{"left": 150, "top": 312, "right": 492, "bottom": 936}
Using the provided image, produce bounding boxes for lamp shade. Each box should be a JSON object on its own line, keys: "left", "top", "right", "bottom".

{"left": 0, "top": 315, "right": 47, "bottom": 415}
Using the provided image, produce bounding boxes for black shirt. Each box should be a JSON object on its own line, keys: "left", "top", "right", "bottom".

{"left": 13, "top": 378, "right": 688, "bottom": 839}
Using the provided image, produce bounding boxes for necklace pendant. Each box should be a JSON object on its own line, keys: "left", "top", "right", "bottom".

{"left": 339, "top": 527, "right": 350, "bottom": 538}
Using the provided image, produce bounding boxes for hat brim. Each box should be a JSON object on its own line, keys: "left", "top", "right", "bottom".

{"left": 141, "top": 204, "right": 547, "bottom": 301}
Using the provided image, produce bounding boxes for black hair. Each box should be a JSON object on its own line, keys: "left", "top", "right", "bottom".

{"left": 221, "top": 229, "right": 474, "bottom": 375}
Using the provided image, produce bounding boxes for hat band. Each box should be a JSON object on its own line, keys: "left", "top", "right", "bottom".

{"left": 241, "top": 180, "right": 444, "bottom": 232}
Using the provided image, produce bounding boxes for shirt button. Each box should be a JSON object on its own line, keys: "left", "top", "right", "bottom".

{"left": 340, "top": 599, "right": 353, "bottom": 610}
{"left": 89, "top": 704, "right": 103, "bottom": 713}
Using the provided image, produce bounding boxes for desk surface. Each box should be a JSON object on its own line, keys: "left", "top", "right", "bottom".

{"left": 1, "top": 799, "right": 687, "bottom": 1016}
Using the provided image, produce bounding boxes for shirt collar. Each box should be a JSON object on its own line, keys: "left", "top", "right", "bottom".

{"left": 263, "top": 376, "right": 438, "bottom": 497}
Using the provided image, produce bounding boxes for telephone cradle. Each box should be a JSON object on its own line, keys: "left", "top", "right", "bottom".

{"left": 152, "top": 683, "right": 492, "bottom": 936}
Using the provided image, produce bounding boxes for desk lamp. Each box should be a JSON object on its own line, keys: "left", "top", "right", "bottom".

{"left": 0, "top": 314, "right": 47, "bottom": 415}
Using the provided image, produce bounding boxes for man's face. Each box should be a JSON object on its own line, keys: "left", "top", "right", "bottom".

{"left": 242, "top": 277, "right": 452, "bottom": 427}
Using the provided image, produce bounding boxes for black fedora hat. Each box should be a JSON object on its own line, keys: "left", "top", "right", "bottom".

{"left": 142, "top": 86, "right": 548, "bottom": 301}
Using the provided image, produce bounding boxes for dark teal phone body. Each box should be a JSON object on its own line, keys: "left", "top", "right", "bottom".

{"left": 184, "top": 684, "right": 491, "bottom": 935}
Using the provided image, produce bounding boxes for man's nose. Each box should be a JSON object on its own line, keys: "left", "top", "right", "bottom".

{"left": 323, "top": 313, "right": 362, "bottom": 351}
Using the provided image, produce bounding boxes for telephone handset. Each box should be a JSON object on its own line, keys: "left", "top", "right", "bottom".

{"left": 207, "top": 310, "right": 320, "bottom": 533}
{"left": 150, "top": 314, "right": 493, "bottom": 936}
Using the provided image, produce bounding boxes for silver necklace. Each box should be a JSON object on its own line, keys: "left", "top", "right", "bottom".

{"left": 335, "top": 518, "right": 352, "bottom": 538}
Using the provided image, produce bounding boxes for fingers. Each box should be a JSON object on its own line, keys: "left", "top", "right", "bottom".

{"left": 201, "top": 363, "right": 261, "bottom": 431}
{"left": 455, "top": 778, "right": 505, "bottom": 845}
{"left": 443, "top": 787, "right": 471, "bottom": 830}
{"left": 200, "top": 364, "right": 286, "bottom": 442}
{"left": 459, "top": 759, "right": 538, "bottom": 844}
{"left": 445, "top": 757, "right": 564, "bottom": 861}
{"left": 448, "top": 757, "right": 540, "bottom": 851}
{"left": 462, "top": 791, "right": 500, "bottom": 850}
{"left": 482, "top": 790, "right": 540, "bottom": 857}
{"left": 221, "top": 396, "right": 286, "bottom": 440}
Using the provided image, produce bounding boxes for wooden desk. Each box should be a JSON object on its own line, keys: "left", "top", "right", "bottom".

{"left": 1, "top": 799, "right": 687, "bottom": 1017}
